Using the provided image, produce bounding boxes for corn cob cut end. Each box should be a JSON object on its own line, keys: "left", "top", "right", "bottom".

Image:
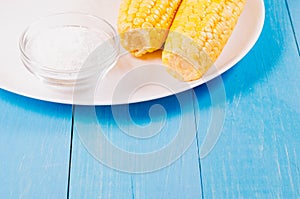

{"left": 118, "top": 28, "right": 168, "bottom": 57}
{"left": 162, "top": 47, "right": 213, "bottom": 81}
{"left": 162, "top": 53, "right": 200, "bottom": 81}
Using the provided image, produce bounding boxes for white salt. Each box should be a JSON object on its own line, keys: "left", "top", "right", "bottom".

{"left": 26, "top": 26, "right": 112, "bottom": 71}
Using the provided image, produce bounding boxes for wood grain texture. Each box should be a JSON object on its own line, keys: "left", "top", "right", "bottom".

{"left": 68, "top": 131, "right": 133, "bottom": 199}
{"left": 196, "top": 0, "right": 300, "bottom": 198}
{"left": 131, "top": 92, "right": 202, "bottom": 199}
{"left": 0, "top": 89, "right": 72, "bottom": 199}
{"left": 70, "top": 91, "right": 202, "bottom": 198}
{"left": 132, "top": 140, "right": 202, "bottom": 199}
{"left": 286, "top": 0, "right": 300, "bottom": 55}
{"left": 69, "top": 105, "right": 132, "bottom": 199}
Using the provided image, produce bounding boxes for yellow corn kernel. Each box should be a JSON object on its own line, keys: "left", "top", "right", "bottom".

{"left": 162, "top": 0, "right": 246, "bottom": 81}
{"left": 117, "top": 0, "right": 182, "bottom": 57}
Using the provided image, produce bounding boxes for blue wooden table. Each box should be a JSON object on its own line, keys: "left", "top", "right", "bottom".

{"left": 1, "top": 0, "right": 299, "bottom": 198}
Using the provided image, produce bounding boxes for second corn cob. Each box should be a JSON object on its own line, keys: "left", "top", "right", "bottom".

{"left": 162, "top": 0, "right": 246, "bottom": 81}
{"left": 117, "top": 0, "right": 182, "bottom": 57}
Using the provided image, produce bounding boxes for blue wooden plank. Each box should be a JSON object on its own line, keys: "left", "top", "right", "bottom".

{"left": 131, "top": 92, "right": 202, "bottom": 199}
{"left": 0, "top": 89, "right": 72, "bottom": 198}
{"left": 70, "top": 90, "right": 202, "bottom": 198}
{"left": 132, "top": 140, "right": 202, "bottom": 199}
{"left": 196, "top": 0, "right": 300, "bottom": 198}
{"left": 286, "top": 0, "right": 300, "bottom": 54}
{"left": 68, "top": 131, "right": 133, "bottom": 199}
{"left": 69, "top": 105, "right": 132, "bottom": 199}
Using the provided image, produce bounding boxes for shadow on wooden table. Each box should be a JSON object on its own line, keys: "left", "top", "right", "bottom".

{"left": 0, "top": 88, "right": 71, "bottom": 118}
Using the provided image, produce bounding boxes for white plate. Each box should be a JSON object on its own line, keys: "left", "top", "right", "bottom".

{"left": 0, "top": 0, "right": 265, "bottom": 105}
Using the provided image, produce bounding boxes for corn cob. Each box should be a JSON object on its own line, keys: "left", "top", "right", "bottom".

{"left": 162, "top": 0, "right": 246, "bottom": 81}
{"left": 117, "top": 0, "right": 182, "bottom": 57}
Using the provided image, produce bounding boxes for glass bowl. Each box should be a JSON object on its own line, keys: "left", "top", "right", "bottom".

{"left": 19, "top": 13, "right": 119, "bottom": 86}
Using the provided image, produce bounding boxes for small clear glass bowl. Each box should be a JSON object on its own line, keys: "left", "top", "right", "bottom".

{"left": 19, "top": 13, "right": 119, "bottom": 86}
